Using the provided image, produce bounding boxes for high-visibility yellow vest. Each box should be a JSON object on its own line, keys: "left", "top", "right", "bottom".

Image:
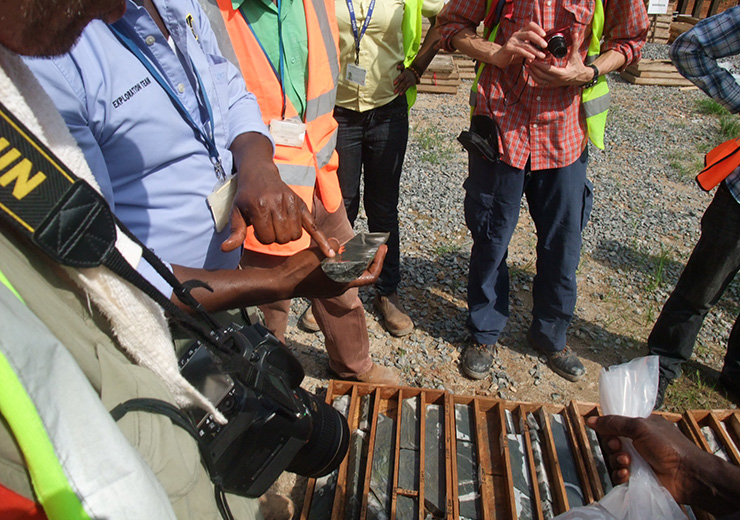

{"left": 472, "top": 0, "right": 609, "bottom": 149}
{"left": 216, "top": 0, "right": 344, "bottom": 255}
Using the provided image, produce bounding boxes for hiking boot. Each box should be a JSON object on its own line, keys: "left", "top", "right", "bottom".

{"left": 544, "top": 347, "right": 586, "bottom": 382}
{"left": 654, "top": 374, "right": 671, "bottom": 410}
{"left": 298, "top": 304, "right": 320, "bottom": 333}
{"left": 526, "top": 330, "right": 586, "bottom": 382}
{"left": 460, "top": 341, "right": 495, "bottom": 380}
{"left": 374, "top": 293, "right": 414, "bottom": 337}
{"left": 354, "top": 363, "right": 401, "bottom": 386}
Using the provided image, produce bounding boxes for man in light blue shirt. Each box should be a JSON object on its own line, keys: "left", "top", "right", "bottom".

{"left": 26, "top": 0, "right": 383, "bottom": 314}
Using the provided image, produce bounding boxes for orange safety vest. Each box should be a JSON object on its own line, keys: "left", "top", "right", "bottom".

{"left": 216, "top": 0, "right": 343, "bottom": 255}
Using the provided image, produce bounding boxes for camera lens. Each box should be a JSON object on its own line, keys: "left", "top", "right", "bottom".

{"left": 547, "top": 34, "right": 568, "bottom": 59}
{"left": 286, "top": 389, "right": 350, "bottom": 478}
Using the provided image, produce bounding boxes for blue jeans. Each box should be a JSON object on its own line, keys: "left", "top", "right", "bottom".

{"left": 333, "top": 95, "right": 409, "bottom": 295}
{"left": 648, "top": 181, "right": 740, "bottom": 381}
{"left": 464, "top": 149, "right": 592, "bottom": 352}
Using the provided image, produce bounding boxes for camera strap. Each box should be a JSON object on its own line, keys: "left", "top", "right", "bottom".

{"left": 0, "top": 98, "right": 224, "bottom": 349}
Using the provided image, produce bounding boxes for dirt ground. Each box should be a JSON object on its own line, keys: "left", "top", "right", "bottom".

{"left": 262, "top": 78, "right": 740, "bottom": 518}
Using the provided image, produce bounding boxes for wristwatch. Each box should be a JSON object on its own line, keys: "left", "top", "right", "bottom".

{"left": 583, "top": 64, "right": 599, "bottom": 89}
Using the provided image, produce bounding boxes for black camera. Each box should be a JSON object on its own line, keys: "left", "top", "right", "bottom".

{"left": 178, "top": 322, "right": 349, "bottom": 497}
{"left": 543, "top": 26, "right": 571, "bottom": 59}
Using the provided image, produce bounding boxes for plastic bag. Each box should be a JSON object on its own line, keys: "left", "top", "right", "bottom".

{"left": 554, "top": 356, "right": 686, "bottom": 520}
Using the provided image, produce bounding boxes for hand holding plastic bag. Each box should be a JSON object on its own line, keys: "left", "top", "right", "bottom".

{"left": 554, "top": 356, "right": 686, "bottom": 520}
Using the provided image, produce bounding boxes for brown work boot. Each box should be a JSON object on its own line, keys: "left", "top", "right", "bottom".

{"left": 373, "top": 292, "right": 414, "bottom": 337}
{"left": 354, "top": 363, "right": 401, "bottom": 386}
{"left": 298, "top": 304, "right": 320, "bottom": 333}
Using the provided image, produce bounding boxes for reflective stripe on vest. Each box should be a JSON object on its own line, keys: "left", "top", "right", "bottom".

{"left": 0, "top": 282, "right": 177, "bottom": 520}
{"left": 216, "top": 0, "right": 343, "bottom": 255}
{"left": 582, "top": 0, "right": 609, "bottom": 150}
{"left": 472, "top": 0, "right": 609, "bottom": 149}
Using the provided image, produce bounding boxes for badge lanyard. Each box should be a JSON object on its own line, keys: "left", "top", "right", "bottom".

{"left": 108, "top": 22, "right": 226, "bottom": 180}
{"left": 345, "top": 0, "right": 375, "bottom": 65}
{"left": 239, "top": 2, "right": 289, "bottom": 119}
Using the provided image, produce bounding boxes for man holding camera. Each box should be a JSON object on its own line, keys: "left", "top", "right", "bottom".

{"left": 437, "top": 1, "right": 648, "bottom": 381}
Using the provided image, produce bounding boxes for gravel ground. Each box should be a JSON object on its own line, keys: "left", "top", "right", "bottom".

{"left": 265, "top": 43, "right": 740, "bottom": 517}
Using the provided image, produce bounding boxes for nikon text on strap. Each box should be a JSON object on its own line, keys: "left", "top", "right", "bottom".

{"left": 0, "top": 99, "right": 224, "bottom": 349}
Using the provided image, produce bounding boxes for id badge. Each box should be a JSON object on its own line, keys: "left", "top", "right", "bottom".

{"left": 269, "top": 118, "right": 306, "bottom": 147}
{"left": 346, "top": 63, "right": 367, "bottom": 86}
{"left": 207, "top": 174, "right": 237, "bottom": 233}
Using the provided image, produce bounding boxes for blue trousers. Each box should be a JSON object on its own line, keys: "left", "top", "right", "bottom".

{"left": 648, "top": 181, "right": 740, "bottom": 381}
{"left": 464, "top": 149, "right": 592, "bottom": 352}
{"left": 334, "top": 96, "right": 409, "bottom": 295}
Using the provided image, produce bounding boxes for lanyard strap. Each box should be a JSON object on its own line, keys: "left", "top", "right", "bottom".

{"left": 108, "top": 22, "right": 226, "bottom": 180}
{"left": 345, "top": 0, "right": 375, "bottom": 64}
{"left": 239, "top": 5, "right": 289, "bottom": 119}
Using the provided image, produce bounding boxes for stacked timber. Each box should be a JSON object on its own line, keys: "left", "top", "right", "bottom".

{"left": 647, "top": 14, "right": 672, "bottom": 43}
{"left": 620, "top": 58, "right": 694, "bottom": 86}
{"left": 670, "top": 16, "right": 700, "bottom": 43}
{"left": 418, "top": 54, "right": 460, "bottom": 95}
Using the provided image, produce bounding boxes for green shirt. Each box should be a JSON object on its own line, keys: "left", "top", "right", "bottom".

{"left": 234, "top": 0, "right": 308, "bottom": 118}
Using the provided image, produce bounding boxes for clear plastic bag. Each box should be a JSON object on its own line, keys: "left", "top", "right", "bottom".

{"left": 554, "top": 356, "right": 686, "bottom": 520}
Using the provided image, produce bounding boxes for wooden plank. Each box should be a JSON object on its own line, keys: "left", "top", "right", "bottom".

{"left": 426, "top": 55, "right": 455, "bottom": 73}
{"left": 416, "top": 85, "right": 458, "bottom": 94}
{"left": 620, "top": 71, "right": 694, "bottom": 86}
{"left": 627, "top": 59, "right": 677, "bottom": 73}
{"left": 625, "top": 70, "right": 687, "bottom": 79}
{"left": 692, "top": 0, "right": 705, "bottom": 18}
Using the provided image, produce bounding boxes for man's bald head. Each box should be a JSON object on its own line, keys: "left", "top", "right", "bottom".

{"left": 0, "top": 0, "right": 127, "bottom": 56}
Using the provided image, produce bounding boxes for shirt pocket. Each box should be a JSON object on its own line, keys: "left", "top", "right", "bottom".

{"left": 206, "top": 55, "right": 233, "bottom": 143}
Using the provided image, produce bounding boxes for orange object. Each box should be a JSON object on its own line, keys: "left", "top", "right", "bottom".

{"left": 0, "top": 484, "right": 47, "bottom": 520}
{"left": 217, "top": 0, "right": 344, "bottom": 255}
{"left": 696, "top": 137, "right": 740, "bottom": 192}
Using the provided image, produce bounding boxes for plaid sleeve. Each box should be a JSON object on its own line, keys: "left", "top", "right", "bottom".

{"left": 601, "top": 0, "right": 649, "bottom": 68}
{"left": 670, "top": 6, "right": 740, "bottom": 114}
{"left": 436, "top": 0, "right": 488, "bottom": 52}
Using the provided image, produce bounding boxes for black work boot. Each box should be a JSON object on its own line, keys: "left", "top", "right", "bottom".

{"left": 527, "top": 330, "right": 585, "bottom": 382}
{"left": 654, "top": 374, "right": 671, "bottom": 410}
{"left": 545, "top": 347, "right": 586, "bottom": 382}
{"left": 460, "top": 342, "right": 495, "bottom": 380}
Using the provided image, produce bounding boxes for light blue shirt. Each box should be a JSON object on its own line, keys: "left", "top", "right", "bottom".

{"left": 26, "top": 0, "right": 273, "bottom": 296}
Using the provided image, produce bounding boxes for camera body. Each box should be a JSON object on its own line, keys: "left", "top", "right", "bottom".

{"left": 543, "top": 26, "right": 571, "bottom": 59}
{"left": 179, "top": 322, "right": 349, "bottom": 497}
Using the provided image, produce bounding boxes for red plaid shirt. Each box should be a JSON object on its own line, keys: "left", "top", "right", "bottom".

{"left": 438, "top": 0, "right": 648, "bottom": 170}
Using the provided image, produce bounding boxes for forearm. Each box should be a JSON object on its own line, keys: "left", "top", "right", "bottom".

{"left": 591, "top": 49, "right": 626, "bottom": 77}
{"left": 170, "top": 262, "right": 301, "bottom": 313}
{"left": 684, "top": 450, "right": 740, "bottom": 517}
{"left": 410, "top": 19, "right": 441, "bottom": 73}
{"left": 450, "top": 28, "right": 501, "bottom": 66}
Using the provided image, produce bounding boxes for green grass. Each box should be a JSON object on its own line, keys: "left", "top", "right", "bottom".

{"left": 416, "top": 126, "right": 455, "bottom": 164}
{"left": 664, "top": 369, "right": 716, "bottom": 412}
{"left": 435, "top": 243, "right": 461, "bottom": 256}
{"left": 719, "top": 114, "right": 740, "bottom": 139}
{"left": 645, "top": 246, "right": 670, "bottom": 293}
{"left": 696, "top": 98, "right": 730, "bottom": 116}
{"left": 667, "top": 99, "right": 740, "bottom": 178}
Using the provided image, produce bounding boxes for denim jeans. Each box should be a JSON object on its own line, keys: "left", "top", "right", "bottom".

{"left": 464, "top": 149, "right": 592, "bottom": 352}
{"left": 648, "top": 181, "right": 740, "bottom": 381}
{"left": 333, "top": 95, "right": 409, "bottom": 295}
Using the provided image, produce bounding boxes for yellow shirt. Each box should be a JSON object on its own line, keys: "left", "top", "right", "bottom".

{"left": 335, "top": 0, "right": 442, "bottom": 112}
